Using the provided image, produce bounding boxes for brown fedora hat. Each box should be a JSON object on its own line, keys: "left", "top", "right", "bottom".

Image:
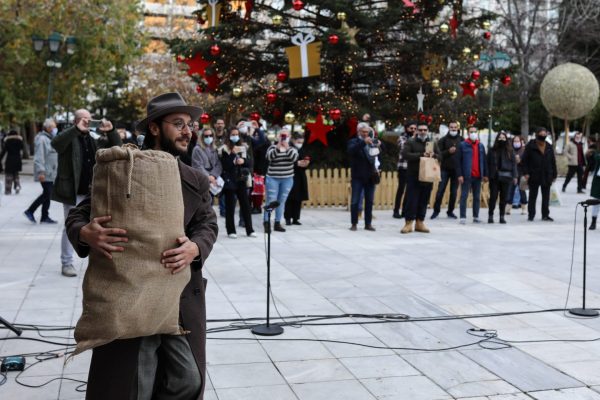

{"left": 136, "top": 92, "right": 203, "bottom": 133}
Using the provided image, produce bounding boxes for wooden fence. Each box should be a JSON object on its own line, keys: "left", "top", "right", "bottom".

{"left": 305, "top": 168, "right": 490, "bottom": 210}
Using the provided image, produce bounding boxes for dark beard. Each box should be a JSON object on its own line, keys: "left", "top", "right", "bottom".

{"left": 159, "top": 128, "right": 187, "bottom": 158}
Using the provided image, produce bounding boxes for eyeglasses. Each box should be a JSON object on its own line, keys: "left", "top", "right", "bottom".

{"left": 418, "top": 129, "right": 428, "bottom": 132}
{"left": 163, "top": 119, "right": 194, "bottom": 132}
{"left": 204, "top": 135, "right": 213, "bottom": 138}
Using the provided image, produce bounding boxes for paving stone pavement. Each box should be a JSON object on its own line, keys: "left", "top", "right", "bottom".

{"left": 1, "top": 174, "right": 600, "bottom": 400}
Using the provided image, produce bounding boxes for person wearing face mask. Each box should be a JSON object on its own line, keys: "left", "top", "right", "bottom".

{"left": 24, "top": 118, "right": 59, "bottom": 224}
{"left": 456, "top": 126, "right": 488, "bottom": 224}
{"left": 487, "top": 132, "right": 517, "bottom": 224}
{"left": 521, "top": 127, "right": 557, "bottom": 221}
{"left": 507, "top": 135, "right": 528, "bottom": 215}
{"left": 192, "top": 128, "right": 223, "bottom": 197}
{"left": 284, "top": 134, "right": 310, "bottom": 226}
{"left": 431, "top": 121, "right": 463, "bottom": 220}
{"left": 219, "top": 128, "right": 256, "bottom": 238}
{"left": 393, "top": 121, "right": 417, "bottom": 219}
{"left": 51, "top": 109, "right": 121, "bottom": 277}
{"left": 237, "top": 118, "right": 267, "bottom": 225}
{"left": 588, "top": 143, "right": 599, "bottom": 230}
{"left": 563, "top": 131, "right": 587, "bottom": 194}
{"left": 401, "top": 123, "right": 440, "bottom": 234}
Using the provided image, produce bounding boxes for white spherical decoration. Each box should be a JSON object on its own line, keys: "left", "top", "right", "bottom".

{"left": 540, "top": 63, "right": 599, "bottom": 120}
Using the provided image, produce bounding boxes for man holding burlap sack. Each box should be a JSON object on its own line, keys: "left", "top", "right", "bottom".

{"left": 66, "top": 92, "right": 218, "bottom": 400}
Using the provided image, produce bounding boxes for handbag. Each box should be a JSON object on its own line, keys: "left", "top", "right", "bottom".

{"left": 370, "top": 167, "right": 381, "bottom": 185}
{"left": 418, "top": 157, "right": 441, "bottom": 183}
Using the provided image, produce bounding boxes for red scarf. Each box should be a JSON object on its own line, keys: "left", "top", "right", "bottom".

{"left": 468, "top": 139, "right": 481, "bottom": 178}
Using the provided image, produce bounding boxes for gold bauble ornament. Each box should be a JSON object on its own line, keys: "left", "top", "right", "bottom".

{"left": 337, "top": 12, "right": 347, "bottom": 21}
{"left": 462, "top": 47, "right": 471, "bottom": 56}
{"left": 481, "top": 78, "right": 490, "bottom": 90}
{"left": 440, "top": 23, "right": 449, "bottom": 33}
{"left": 473, "top": 54, "right": 480, "bottom": 61}
{"left": 284, "top": 112, "right": 296, "bottom": 124}
{"left": 482, "top": 21, "right": 491, "bottom": 30}
{"left": 272, "top": 15, "right": 283, "bottom": 26}
{"left": 431, "top": 79, "right": 440, "bottom": 88}
{"left": 232, "top": 87, "right": 243, "bottom": 97}
{"left": 344, "top": 65, "right": 354, "bottom": 74}
{"left": 450, "top": 90, "right": 458, "bottom": 100}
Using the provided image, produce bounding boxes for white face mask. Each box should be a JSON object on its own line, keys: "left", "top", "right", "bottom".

{"left": 469, "top": 133, "right": 478, "bottom": 141}
{"left": 239, "top": 126, "right": 248, "bottom": 134}
{"left": 449, "top": 130, "right": 458, "bottom": 136}
{"left": 204, "top": 137, "right": 213, "bottom": 145}
{"left": 296, "top": 143, "right": 303, "bottom": 149}
{"left": 230, "top": 135, "right": 240, "bottom": 143}
{"left": 513, "top": 142, "right": 522, "bottom": 149}
{"left": 51, "top": 127, "right": 58, "bottom": 136}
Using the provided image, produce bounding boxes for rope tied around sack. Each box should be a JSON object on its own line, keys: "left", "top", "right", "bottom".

{"left": 124, "top": 144, "right": 136, "bottom": 199}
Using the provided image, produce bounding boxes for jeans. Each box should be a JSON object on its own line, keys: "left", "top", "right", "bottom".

{"left": 509, "top": 182, "right": 528, "bottom": 206}
{"left": 459, "top": 178, "right": 482, "bottom": 219}
{"left": 264, "top": 176, "right": 294, "bottom": 223}
{"left": 563, "top": 165, "right": 584, "bottom": 191}
{"left": 404, "top": 175, "right": 433, "bottom": 221}
{"left": 218, "top": 193, "right": 226, "bottom": 216}
{"left": 27, "top": 181, "right": 54, "bottom": 219}
{"left": 61, "top": 195, "right": 87, "bottom": 266}
{"left": 433, "top": 169, "right": 458, "bottom": 214}
{"left": 350, "top": 179, "right": 375, "bottom": 225}
{"left": 393, "top": 168, "right": 408, "bottom": 215}
{"left": 488, "top": 179, "right": 510, "bottom": 217}
{"left": 528, "top": 182, "right": 551, "bottom": 219}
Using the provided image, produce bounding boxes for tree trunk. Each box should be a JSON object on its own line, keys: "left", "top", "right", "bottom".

{"left": 519, "top": 80, "right": 530, "bottom": 137}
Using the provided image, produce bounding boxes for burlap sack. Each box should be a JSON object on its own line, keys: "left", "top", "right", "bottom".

{"left": 419, "top": 157, "right": 441, "bottom": 183}
{"left": 74, "top": 145, "right": 189, "bottom": 355}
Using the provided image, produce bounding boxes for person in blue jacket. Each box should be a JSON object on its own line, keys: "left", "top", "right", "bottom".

{"left": 456, "top": 126, "right": 488, "bottom": 224}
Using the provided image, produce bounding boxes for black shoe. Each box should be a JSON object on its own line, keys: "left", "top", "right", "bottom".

{"left": 365, "top": 225, "right": 376, "bottom": 231}
{"left": 349, "top": 224, "right": 357, "bottom": 231}
{"left": 393, "top": 212, "right": 402, "bottom": 219}
{"left": 23, "top": 210, "right": 36, "bottom": 223}
{"left": 528, "top": 217, "right": 534, "bottom": 221}
{"left": 430, "top": 212, "right": 439, "bottom": 220}
{"left": 542, "top": 216, "right": 554, "bottom": 222}
{"left": 512, "top": 205, "right": 520, "bottom": 209}
{"left": 590, "top": 217, "right": 597, "bottom": 231}
{"left": 251, "top": 208, "right": 262, "bottom": 215}
{"left": 488, "top": 217, "right": 494, "bottom": 224}
{"left": 40, "top": 217, "right": 58, "bottom": 224}
{"left": 447, "top": 212, "right": 458, "bottom": 219}
{"left": 577, "top": 190, "right": 585, "bottom": 194}
{"left": 274, "top": 222, "right": 286, "bottom": 232}
{"left": 292, "top": 220, "right": 302, "bottom": 225}
{"left": 562, "top": 187, "right": 566, "bottom": 193}
{"left": 285, "top": 219, "right": 292, "bottom": 225}
{"left": 499, "top": 217, "right": 506, "bottom": 224}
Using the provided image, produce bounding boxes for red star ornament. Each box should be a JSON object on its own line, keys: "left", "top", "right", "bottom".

{"left": 180, "top": 53, "right": 212, "bottom": 78}
{"left": 460, "top": 81, "right": 477, "bottom": 97}
{"left": 306, "top": 112, "right": 334, "bottom": 146}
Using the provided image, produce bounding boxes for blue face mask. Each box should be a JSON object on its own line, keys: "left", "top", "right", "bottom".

{"left": 230, "top": 135, "right": 240, "bottom": 143}
{"left": 51, "top": 127, "right": 58, "bottom": 136}
{"left": 204, "top": 137, "right": 213, "bottom": 145}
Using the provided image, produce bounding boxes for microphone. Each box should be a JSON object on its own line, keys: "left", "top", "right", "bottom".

{"left": 264, "top": 201, "right": 280, "bottom": 211}
{"left": 137, "top": 134, "right": 145, "bottom": 148}
{"left": 580, "top": 199, "right": 600, "bottom": 206}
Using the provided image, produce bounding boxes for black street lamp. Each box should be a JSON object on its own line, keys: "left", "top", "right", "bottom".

{"left": 31, "top": 32, "right": 77, "bottom": 119}
{"left": 478, "top": 51, "right": 511, "bottom": 148}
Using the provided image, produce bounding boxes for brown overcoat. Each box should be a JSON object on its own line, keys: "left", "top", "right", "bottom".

{"left": 66, "top": 159, "right": 218, "bottom": 400}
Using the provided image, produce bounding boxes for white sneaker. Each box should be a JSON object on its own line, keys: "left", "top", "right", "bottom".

{"left": 248, "top": 232, "right": 257, "bottom": 238}
{"left": 228, "top": 233, "right": 238, "bottom": 239}
{"left": 459, "top": 218, "right": 466, "bottom": 225}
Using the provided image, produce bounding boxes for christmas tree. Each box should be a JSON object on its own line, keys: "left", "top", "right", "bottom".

{"left": 169, "top": 0, "right": 500, "bottom": 167}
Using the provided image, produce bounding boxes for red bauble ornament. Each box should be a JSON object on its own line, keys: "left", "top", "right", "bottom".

{"left": 467, "top": 115, "right": 477, "bottom": 125}
{"left": 427, "top": 115, "right": 434, "bottom": 124}
{"left": 328, "top": 34, "right": 339, "bottom": 45}
{"left": 266, "top": 93, "right": 277, "bottom": 103}
{"left": 200, "top": 113, "right": 211, "bottom": 124}
{"left": 329, "top": 108, "right": 342, "bottom": 121}
{"left": 501, "top": 75, "right": 512, "bottom": 86}
{"left": 419, "top": 114, "right": 427, "bottom": 122}
{"left": 483, "top": 31, "right": 492, "bottom": 40}
{"left": 196, "top": 85, "right": 204, "bottom": 93}
{"left": 292, "top": 0, "right": 304, "bottom": 11}
{"left": 471, "top": 70, "right": 481, "bottom": 80}
{"left": 210, "top": 44, "right": 221, "bottom": 56}
{"left": 277, "top": 71, "right": 287, "bottom": 82}
{"left": 250, "top": 112, "right": 261, "bottom": 121}
{"left": 272, "top": 108, "right": 282, "bottom": 118}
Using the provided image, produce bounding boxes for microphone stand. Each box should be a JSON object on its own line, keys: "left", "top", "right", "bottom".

{"left": 252, "top": 205, "right": 284, "bottom": 336}
{"left": 569, "top": 203, "right": 599, "bottom": 317}
{"left": 0, "top": 315, "right": 23, "bottom": 336}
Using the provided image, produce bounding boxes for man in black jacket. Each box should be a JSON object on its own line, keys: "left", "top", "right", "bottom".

{"left": 431, "top": 121, "right": 462, "bottom": 219}
{"left": 401, "top": 123, "right": 440, "bottom": 234}
{"left": 521, "top": 127, "right": 557, "bottom": 221}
